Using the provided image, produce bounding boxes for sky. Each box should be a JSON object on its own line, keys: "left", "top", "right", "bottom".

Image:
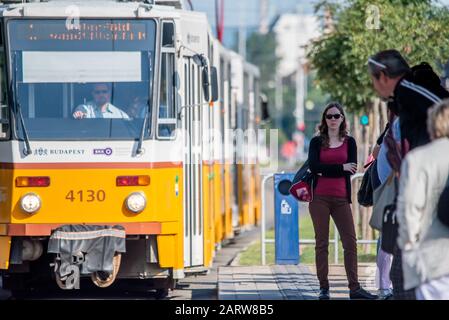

{"left": 187, "top": 0, "right": 316, "bottom": 49}
{"left": 189, "top": 0, "right": 315, "bottom": 28}
{"left": 189, "top": 0, "right": 449, "bottom": 29}
{"left": 186, "top": 0, "right": 449, "bottom": 50}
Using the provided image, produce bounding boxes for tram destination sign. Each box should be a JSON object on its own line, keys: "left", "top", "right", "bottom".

{"left": 15, "top": 21, "right": 148, "bottom": 42}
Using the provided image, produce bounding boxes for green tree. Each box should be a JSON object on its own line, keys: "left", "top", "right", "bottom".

{"left": 307, "top": 0, "right": 449, "bottom": 112}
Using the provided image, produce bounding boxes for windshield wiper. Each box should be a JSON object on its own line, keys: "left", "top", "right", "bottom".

{"left": 11, "top": 52, "right": 32, "bottom": 156}
{"left": 16, "top": 101, "right": 32, "bottom": 156}
{"left": 136, "top": 52, "right": 153, "bottom": 155}
{"left": 136, "top": 100, "right": 150, "bottom": 155}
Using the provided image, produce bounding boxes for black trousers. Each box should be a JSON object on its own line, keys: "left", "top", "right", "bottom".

{"left": 390, "top": 245, "right": 416, "bottom": 300}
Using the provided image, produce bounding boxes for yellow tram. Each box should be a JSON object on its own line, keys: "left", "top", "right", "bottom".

{"left": 0, "top": 0, "right": 266, "bottom": 296}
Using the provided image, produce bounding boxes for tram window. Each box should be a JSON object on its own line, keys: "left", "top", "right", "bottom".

{"left": 219, "top": 58, "right": 224, "bottom": 106}
{"left": 7, "top": 19, "right": 156, "bottom": 141}
{"left": 0, "top": 22, "right": 9, "bottom": 139}
{"left": 254, "top": 79, "right": 260, "bottom": 125}
{"left": 242, "top": 72, "right": 250, "bottom": 130}
{"left": 0, "top": 80, "right": 8, "bottom": 140}
{"left": 162, "top": 22, "right": 174, "bottom": 47}
{"left": 219, "top": 59, "right": 225, "bottom": 136}
{"left": 228, "top": 63, "right": 234, "bottom": 129}
{"left": 158, "top": 52, "right": 176, "bottom": 138}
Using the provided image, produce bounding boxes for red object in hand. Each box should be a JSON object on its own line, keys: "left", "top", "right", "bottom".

{"left": 289, "top": 180, "right": 313, "bottom": 202}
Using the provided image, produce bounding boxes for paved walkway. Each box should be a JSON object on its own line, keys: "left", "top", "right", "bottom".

{"left": 169, "top": 227, "right": 262, "bottom": 300}
{"left": 219, "top": 265, "right": 319, "bottom": 300}
{"left": 218, "top": 263, "right": 377, "bottom": 300}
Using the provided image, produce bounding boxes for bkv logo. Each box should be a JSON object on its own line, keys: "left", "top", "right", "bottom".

{"left": 93, "top": 148, "right": 113, "bottom": 156}
{"left": 32, "top": 147, "right": 48, "bottom": 156}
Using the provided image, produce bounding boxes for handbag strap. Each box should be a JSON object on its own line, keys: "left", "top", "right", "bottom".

{"left": 364, "top": 159, "right": 375, "bottom": 169}
{"left": 385, "top": 114, "right": 403, "bottom": 174}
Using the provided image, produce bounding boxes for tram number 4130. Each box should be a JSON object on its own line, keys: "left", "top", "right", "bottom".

{"left": 65, "top": 190, "right": 106, "bottom": 202}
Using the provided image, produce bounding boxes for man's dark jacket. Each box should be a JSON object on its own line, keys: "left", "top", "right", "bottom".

{"left": 393, "top": 73, "right": 449, "bottom": 150}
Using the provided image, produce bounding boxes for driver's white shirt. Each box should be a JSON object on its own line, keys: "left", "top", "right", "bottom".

{"left": 74, "top": 102, "right": 130, "bottom": 119}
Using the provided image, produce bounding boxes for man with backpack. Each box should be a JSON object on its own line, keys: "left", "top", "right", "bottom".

{"left": 367, "top": 49, "right": 449, "bottom": 299}
{"left": 368, "top": 51, "right": 449, "bottom": 151}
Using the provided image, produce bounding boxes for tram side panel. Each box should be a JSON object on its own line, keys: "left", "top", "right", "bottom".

{"left": 222, "top": 61, "right": 234, "bottom": 240}
{"left": 212, "top": 103, "right": 224, "bottom": 247}
{"left": 201, "top": 67, "right": 215, "bottom": 268}
{"left": 178, "top": 12, "right": 214, "bottom": 269}
{"left": 253, "top": 77, "right": 262, "bottom": 226}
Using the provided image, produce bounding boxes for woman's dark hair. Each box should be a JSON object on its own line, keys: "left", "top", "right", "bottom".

{"left": 318, "top": 102, "right": 348, "bottom": 148}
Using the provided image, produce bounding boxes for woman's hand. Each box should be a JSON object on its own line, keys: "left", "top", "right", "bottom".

{"left": 343, "top": 162, "right": 357, "bottom": 174}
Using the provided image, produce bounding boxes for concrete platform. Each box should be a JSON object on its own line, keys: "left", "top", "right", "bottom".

{"left": 218, "top": 265, "right": 319, "bottom": 300}
{"left": 218, "top": 263, "right": 377, "bottom": 300}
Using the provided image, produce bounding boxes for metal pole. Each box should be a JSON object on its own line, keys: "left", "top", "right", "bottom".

{"left": 261, "top": 173, "right": 274, "bottom": 265}
{"left": 275, "top": 74, "right": 283, "bottom": 130}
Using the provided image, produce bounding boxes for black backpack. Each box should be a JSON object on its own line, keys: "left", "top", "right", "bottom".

{"left": 357, "top": 160, "right": 375, "bottom": 207}
{"left": 411, "top": 62, "right": 449, "bottom": 98}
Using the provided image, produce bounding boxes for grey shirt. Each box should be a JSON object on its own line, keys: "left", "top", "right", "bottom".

{"left": 74, "top": 102, "right": 129, "bottom": 119}
{"left": 397, "top": 137, "right": 449, "bottom": 290}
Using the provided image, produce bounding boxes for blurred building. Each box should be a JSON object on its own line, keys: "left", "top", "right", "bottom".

{"left": 188, "top": 0, "right": 324, "bottom": 164}
{"left": 188, "top": 0, "right": 315, "bottom": 52}
{"left": 272, "top": 14, "right": 320, "bottom": 78}
{"left": 271, "top": 13, "right": 321, "bottom": 161}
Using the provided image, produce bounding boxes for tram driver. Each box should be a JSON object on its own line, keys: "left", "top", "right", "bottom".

{"left": 72, "top": 83, "right": 130, "bottom": 119}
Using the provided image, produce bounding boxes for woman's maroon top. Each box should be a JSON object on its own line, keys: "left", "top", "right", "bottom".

{"left": 314, "top": 138, "right": 348, "bottom": 198}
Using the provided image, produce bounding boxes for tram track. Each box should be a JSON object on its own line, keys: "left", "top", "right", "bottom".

{"left": 0, "top": 228, "right": 262, "bottom": 300}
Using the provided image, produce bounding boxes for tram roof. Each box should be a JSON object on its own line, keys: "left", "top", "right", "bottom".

{"left": 0, "top": 0, "right": 259, "bottom": 76}
{"left": 0, "top": 0, "right": 201, "bottom": 19}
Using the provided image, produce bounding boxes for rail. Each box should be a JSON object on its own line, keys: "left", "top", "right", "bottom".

{"left": 261, "top": 172, "right": 377, "bottom": 265}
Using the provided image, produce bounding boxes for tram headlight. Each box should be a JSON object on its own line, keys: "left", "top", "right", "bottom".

{"left": 125, "top": 192, "right": 146, "bottom": 214}
{"left": 20, "top": 193, "right": 41, "bottom": 214}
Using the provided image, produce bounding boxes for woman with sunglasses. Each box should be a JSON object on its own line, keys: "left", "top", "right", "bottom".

{"left": 308, "top": 102, "right": 378, "bottom": 300}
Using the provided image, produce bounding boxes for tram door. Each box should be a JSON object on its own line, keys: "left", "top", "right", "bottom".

{"left": 183, "top": 57, "right": 204, "bottom": 267}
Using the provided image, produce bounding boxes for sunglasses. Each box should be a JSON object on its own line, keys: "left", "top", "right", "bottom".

{"left": 325, "top": 113, "right": 343, "bottom": 120}
{"left": 93, "top": 90, "right": 109, "bottom": 94}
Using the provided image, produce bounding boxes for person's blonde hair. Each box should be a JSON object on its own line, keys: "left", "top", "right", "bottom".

{"left": 427, "top": 98, "right": 449, "bottom": 140}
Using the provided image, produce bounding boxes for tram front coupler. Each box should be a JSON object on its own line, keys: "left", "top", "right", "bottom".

{"left": 51, "top": 252, "right": 84, "bottom": 290}
{"left": 48, "top": 225, "right": 126, "bottom": 290}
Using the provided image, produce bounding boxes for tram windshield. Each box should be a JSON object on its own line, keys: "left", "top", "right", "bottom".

{"left": 7, "top": 19, "right": 156, "bottom": 140}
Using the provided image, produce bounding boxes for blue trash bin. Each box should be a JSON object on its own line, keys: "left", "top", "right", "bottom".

{"left": 274, "top": 173, "right": 299, "bottom": 265}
